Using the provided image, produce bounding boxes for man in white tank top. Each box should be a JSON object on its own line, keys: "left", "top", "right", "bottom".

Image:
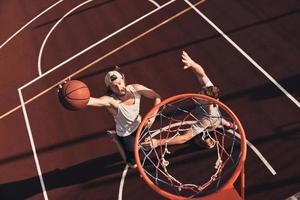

{"left": 143, "top": 51, "right": 236, "bottom": 149}
{"left": 87, "top": 69, "right": 161, "bottom": 168}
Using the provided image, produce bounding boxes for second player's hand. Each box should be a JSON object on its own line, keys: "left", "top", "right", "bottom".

{"left": 182, "top": 51, "right": 195, "bottom": 69}
{"left": 142, "top": 138, "right": 158, "bottom": 149}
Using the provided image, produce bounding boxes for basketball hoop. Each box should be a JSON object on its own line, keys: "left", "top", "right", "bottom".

{"left": 134, "top": 93, "right": 246, "bottom": 199}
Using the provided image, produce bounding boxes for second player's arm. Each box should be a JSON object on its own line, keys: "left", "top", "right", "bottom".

{"left": 182, "top": 51, "right": 212, "bottom": 86}
{"left": 143, "top": 129, "right": 194, "bottom": 148}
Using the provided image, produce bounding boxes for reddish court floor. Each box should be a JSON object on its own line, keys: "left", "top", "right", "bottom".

{"left": 0, "top": 0, "right": 300, "bottom": 199}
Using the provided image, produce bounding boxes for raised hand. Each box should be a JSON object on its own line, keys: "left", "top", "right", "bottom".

{"left": 181, "top": 51, "right": 195, "bottom": 69}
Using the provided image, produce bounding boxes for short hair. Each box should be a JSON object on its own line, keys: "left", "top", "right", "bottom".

{"left": 199, "top": 86, "right": 220, "bottom": 99}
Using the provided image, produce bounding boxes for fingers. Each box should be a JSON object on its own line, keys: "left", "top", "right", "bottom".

{"left": 182, "top": 51, "right": 191, "bottom": 60}
{"left": 141, "top": 140, "right": 149, "bottom": 145}
{"left": 57, "top": 83, "right": 63, "bottom": 93}
{"left": 141, "top": 138, "right": 157, "bottom": 148}
{"left": 56, "top": 76, "right": 75, "bottom": 95}
{"left": 57, "top": 77, "right": 71, "bottom": 93}
{"left": 181, "top": 58, "right": 188, "bottom": 64}
{"left": 141, "top": 140, "right": 151, "bottom": 148}
{"left": 182, "top": 51, "right": 193, "bottom": 62}
{"left": 57, "top": 81, "right": 65, "bottom": 92}
{"left": 182, "top": 51, "right": 188, "bottom": 58}
{"left": 182, "top": 51, "right": 193, "bottom": 69}
{"left": 64, "top": 76, "right": 71, "bottom": 83}
{"left": 61, "top": 77, "right": 72, "bottom": 85}
{"left": 182, "top": 59, "right": 190, "bottom": 68}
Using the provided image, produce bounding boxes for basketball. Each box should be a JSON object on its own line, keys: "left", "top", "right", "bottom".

{"left": 60, "top": 80, "right": 90, "bottom": 110}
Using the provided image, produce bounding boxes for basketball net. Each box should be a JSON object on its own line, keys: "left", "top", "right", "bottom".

{"left": 134, "top": 94, "right": 246, "bottom": 199}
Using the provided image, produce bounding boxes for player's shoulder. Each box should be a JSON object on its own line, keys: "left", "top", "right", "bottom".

{"left": 129, "top": 83, "right": 146, "bottom": 91}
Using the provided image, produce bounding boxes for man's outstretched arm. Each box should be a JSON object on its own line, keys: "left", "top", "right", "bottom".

{"left": 87, "top": 96, "right": 116, "bottom": 108}
{"left": 181, "top": 51, "right": 212, "bottom": 86}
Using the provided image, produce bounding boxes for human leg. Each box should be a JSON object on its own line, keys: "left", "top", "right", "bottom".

{"left": 106, "top": 130, "right": 127, "bottom": 162}
{"left": 117, "top": 133, "right": 136, "bottom": 167}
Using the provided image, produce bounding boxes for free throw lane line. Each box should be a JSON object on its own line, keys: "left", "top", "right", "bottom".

{"left": 18, "top": 89, "right": 49, "bottom": 200}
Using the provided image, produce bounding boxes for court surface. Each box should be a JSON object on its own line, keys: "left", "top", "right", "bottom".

{"left": 0, "top": 0, "right": 299, "bottom": 199}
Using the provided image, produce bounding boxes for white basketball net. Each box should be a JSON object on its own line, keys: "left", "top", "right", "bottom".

{"left": 137, "top": 95, "right": 242, "bottom": 198}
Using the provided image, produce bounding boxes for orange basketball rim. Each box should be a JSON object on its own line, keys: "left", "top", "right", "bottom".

{"left": 134, "top": 93, "right": 247, "bottom": 200}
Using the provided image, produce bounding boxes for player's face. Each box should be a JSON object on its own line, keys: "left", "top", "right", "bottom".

{"left": 110, "top": 78, "right": 126, "bottom": 96}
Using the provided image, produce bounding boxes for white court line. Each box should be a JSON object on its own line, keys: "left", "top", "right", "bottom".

{"left": 228, "top": 130, "right": 277, "bottom": 175}
{"left": 30, "top": 0, "right": 175, "bottom": 85}
{"left": 0, "top": 0, "right": 64, "bottom": 49}
{"left": 148, "top": 0, "right": 161, "bottom": 8}
{"left": 38, "top": 0, "right": 93, "bottom": 76}
{"left": 18, "top": 89, "right": 49, "bottom": 200}
{"left": 184, "top": 0, "right": 300, "bottom": 109}
{"left": 118, "top": 164, "right": 129, "bottom": 200}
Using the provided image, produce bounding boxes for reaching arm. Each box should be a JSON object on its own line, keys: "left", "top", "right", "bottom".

{"left": 143, "top": 129, "right": 194, "bottom": 148}
{"left": 87, "top": 96, "right": 117, "bottom": 108}
{"left": 181, "top": 51, "right": 212, "bottom": 86}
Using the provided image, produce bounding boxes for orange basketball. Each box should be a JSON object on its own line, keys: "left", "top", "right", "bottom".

{"left": 62, "top": 80, "right": 90, "bottom": 110}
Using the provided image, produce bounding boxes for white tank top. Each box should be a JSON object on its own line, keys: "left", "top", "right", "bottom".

{"left": 112, "top": 85, "right": 142, "bottom": 137}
